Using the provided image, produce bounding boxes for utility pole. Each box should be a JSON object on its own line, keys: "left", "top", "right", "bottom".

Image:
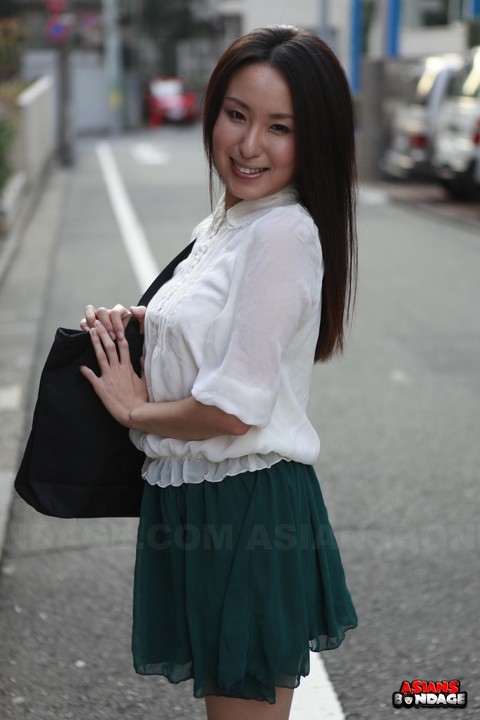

{"left": 103, "top": 0, "right": 123, "bottom": 134}
{"left": 358, "top": 0, "right": 402, "bottom": 180}
{"left": 58, "top": 28, "right": 74, "bottom": 166}
{"left": 350, "top": 0, "right": 363, "bottom": 94}
{"left": 45, "top": 0, "right": 74, "bottom": 166}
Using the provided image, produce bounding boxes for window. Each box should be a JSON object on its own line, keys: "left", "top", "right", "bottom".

{"left": 421, "top": 0, "right": 449, "bottom": 26}
{"left": 402, "top": 0, "right": 470, "bottom": 27}
{"left": 448, "top": 55, "right": 480, "bottom": 98}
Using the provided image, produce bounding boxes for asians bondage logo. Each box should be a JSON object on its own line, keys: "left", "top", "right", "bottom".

{"left": 393, "top": 680, "right": 467, "bottom": 708}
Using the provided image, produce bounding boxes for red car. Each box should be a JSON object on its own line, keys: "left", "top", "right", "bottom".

{"left": 145, "top": 77, "right": 199, "bottom": 126}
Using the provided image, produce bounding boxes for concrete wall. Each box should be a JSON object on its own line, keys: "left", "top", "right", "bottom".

{"left": 14, "top": 76, "right": 55, "bottom": 189}
{"left": 0, "top": 76, "right": 55, "bottom": 235}
{"left": 217, "top": 0, "right": 353, "bottom": 80}
{"left": 22, "top": 49, "right": 109, "bottom": 137}
{"left": 369, "top": 7, "right": 469, "bottom": 57}
{"left": 400, "top": 21, "right": 467, "bottom": 55}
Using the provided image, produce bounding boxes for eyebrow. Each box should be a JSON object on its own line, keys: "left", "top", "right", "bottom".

{"left": 225, "top": 96, "right": 294, "bottom": 120}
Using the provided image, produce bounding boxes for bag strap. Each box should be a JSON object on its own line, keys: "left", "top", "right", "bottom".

{"left": 137, "top": 240, "right": 196, "bottom": 307}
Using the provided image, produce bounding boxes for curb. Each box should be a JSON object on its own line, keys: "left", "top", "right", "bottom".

{"left": 365, "top": 180, "right": 480, "bottom": 230}
{"left": 0, "top": 159, "right": 54, "bottom": 291}
{"left": 0, "top": 161, "right": 64, "bottom": 561}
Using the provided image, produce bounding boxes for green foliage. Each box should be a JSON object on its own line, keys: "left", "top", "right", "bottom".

{"left": 0, "top": 18, "right": 27, "bottom": 82}
{"left": 0, "top": 116, "right": 14, "bottom": 194}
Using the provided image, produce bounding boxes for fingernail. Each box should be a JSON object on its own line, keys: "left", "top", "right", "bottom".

{"left": 109, "top": 332, "right": 116, "bottom": 341}
{"left": 117, "top": 331, "right": 124, "bottom": 340}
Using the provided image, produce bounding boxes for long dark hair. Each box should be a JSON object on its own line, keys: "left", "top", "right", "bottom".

{"left": 203, "top": 25, "right": 358, "bottom": 362}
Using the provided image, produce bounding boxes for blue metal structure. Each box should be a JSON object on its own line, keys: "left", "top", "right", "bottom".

{"left": 472, "top": 0, "right": 480, "bottom": 18}
{"left": 386, "top": 0, "right": 401, "bottom": 57}
{"left": 350, "top": 0, "right": 363, "bottom": 93}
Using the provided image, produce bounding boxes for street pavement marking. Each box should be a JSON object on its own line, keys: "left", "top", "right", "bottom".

{"left": 359, "top": 186, "right": 389, "bottom": 205}
{"left": 129, "top": 142, "right": 170, "bottom": 166}
{"left": 96, "top": 138, "right": 346, "bottom": 720}
{"left": 290, "top": 652, "right": 345, "bottom": 720}
{"left": 0, "top": 384, "right": 22, "bottom": 411}
{"left": 390, "top": 369, "right": 411, "bottom": 385}
{"left": 96, "top": 142, "right": 160, "bottom": 291}
{"left": 0, "top": 471, "right": 14, "bottom": 552}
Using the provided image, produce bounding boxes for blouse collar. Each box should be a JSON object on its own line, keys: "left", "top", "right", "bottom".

{"left": 210, "top": 185, "right": 299, "bottom": 232}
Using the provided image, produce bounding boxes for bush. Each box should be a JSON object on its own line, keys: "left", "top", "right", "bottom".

{"left": 0, "top": 18, "right": 27, "bottom": 82}
{"left": 0, "top": 116, "right": 14, "bottom": 194}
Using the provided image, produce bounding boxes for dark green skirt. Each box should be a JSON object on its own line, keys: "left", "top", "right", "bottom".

{"left": 132, "top": 460, "right": 357, "bottom": 704}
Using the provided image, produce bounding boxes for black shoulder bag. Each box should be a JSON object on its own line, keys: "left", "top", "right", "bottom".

{"left": 14, "top": 241, "right": 194, "bottom": 519}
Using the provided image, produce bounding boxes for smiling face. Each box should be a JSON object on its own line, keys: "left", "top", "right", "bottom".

{"left": 212, "top": 63, "right": 296, "bottom": 208}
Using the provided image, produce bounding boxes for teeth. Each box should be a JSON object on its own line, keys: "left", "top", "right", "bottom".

{"left": 234, "top": 162, "right": 264, "bottom": 175}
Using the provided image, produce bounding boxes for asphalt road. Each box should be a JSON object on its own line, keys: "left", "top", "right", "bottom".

{"left": 0, "top": 125, "right": 479, "bottom": 719}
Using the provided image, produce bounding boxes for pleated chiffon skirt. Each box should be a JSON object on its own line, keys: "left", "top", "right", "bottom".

{"left": 132, "top": 460, "right": 357, "bottom": 704}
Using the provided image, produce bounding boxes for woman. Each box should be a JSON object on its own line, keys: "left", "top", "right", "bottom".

{"left": 80, "top": 25, "right": 358, "bottom": 720}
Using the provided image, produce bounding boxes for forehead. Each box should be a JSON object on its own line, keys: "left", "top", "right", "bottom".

{"left": 225, "top": 63, "right": 293, "bottom": 112}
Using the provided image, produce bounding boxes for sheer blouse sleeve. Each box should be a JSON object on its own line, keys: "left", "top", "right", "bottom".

{"left": 191, "top": 208, "right": 323, "bottom": 427}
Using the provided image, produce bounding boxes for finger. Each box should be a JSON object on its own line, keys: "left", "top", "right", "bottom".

{"left": 79, "top": 364, "right": 98, "bottom": 383}
{"left": 94, "top": 320, "right": 120, "bottom": 355}
{"left": 88, "top": 328, "right": 109, "bottom": 373}
{"left": 116, "top": 334, "right": 133, "bottom": 364}
{"left": 84, "top": 305, "right": 97, "bottom": 328}
{"left": 130, "top": 305, "right": 147, "bottom": 317}
{"left": 90, "top": 324, "right": 119, "bottom": 371}
{"left": 130, "top": 306, "right": 147, "bottom": 334}
{"left": 95, "top": 307, "right": 116, "bottom": 339}
{"left": 80, "top": 317, "right": 88, "bottom": 331}
{"left": 110, "top": 304, "right": 132, "bottom": 340}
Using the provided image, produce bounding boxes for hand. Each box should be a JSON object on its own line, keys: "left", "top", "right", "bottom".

{"left": 79, "top": 320, "right": 149, "bottom": 427}
{"left": 80, "top": 304, "right": 147, "bottom": 340}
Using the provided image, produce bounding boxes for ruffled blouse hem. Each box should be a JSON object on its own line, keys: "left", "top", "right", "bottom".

{"left": 142, "top": 452, "right": 287, "bottom": 487}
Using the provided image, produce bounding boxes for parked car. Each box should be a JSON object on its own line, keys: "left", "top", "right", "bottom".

{"left": 144, "top": 77, "right": 199, "bottom": 126}
{"left": 432, "top": 47, "right": 480, "bottom": 199}
{"left": 382, "top": 54, "right": 464, "bottom": 180}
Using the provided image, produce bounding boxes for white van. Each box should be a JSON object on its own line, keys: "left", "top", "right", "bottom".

{"left": 432, "top": 47, "right": 480, "bottom": 199}
{"left": 382, "top": 54, "right": 464, "bottom": 180}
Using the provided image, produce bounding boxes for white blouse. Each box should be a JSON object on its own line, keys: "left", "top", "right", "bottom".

{"left": 129, "top": 186, "right": 324, "bottom": 487}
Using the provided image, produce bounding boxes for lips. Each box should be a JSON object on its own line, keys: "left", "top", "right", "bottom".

{"left": 231, "top": 159, "right": 268, "bottom": 177}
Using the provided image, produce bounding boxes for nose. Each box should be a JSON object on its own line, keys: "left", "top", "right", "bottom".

{"left": 239, "top": 125, "right": 262, "bottom": 159}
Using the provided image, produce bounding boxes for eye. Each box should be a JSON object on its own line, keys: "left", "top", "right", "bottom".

{"left": 271, "top": 124, "right": 291, "bottom": 135}
{"left": 226, "top": 109, "right": 245, "bottom": 122}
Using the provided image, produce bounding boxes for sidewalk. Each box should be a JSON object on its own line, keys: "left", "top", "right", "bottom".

{"left": 0, "top": 166, "right": 69, "bottom": 558}
{"left": 361, "top": 179, "right": 480, "bottom": 226}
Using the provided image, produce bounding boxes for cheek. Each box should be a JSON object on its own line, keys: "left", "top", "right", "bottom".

{"left": 278, "top": 140, "right": 296, "bottom": 176}
{"left": 212, "top": 117, "right": 231, "bottom": 160}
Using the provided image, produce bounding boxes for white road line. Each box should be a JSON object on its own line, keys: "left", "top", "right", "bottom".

{"left": 290, "top": 653, "right": 345, "bottom": 719}
{"left": 359, "top": 186, "right": 389, "bottom": 205}
{"left": 129, "top": 142, "right": 170, "bottom": 166}
{"left": 95, "top": 142, "right": 159, "bottom": 291}
{"left": 96, "top": 139, "right": 346, "bottom": 720}
{"left": 0, "top": 384, "right": 22, "bottom": 411}
{"left": 390, "top": 369, "right": 411, "bottom": 385}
